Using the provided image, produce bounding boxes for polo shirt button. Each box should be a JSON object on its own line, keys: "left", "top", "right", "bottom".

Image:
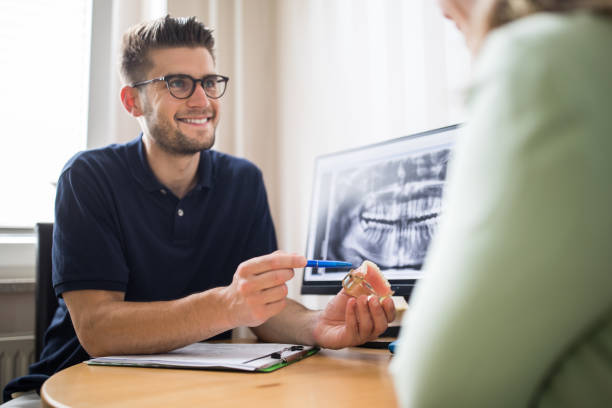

{"left": 177, "top": 209, "right": 184, "bottom": 217}
{"left": 160, "top": 189, "right": 167, "bottom": 195}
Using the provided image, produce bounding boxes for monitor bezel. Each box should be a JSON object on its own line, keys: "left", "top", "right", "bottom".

{"left": 300, "top": 124, "right": 460, "bottom": 296}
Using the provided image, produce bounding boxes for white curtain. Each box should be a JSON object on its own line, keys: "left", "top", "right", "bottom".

{"left": 93, "top": 0, "right": 470, "bottom": 308}
{"left": 87, "top": 0, "right": 167, "bottom": 149}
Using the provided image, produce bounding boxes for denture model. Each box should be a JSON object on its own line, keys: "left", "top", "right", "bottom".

{"left": 342, "top": 260, "right": 394, "bottom": 301}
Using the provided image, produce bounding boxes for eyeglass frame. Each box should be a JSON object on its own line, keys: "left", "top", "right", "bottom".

{"left": 130, "top": 74, "right": 230, "bottom": 100}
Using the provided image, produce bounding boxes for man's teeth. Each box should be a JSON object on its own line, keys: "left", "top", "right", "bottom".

{"left": 180, "top": 118, "right": 209, "bottom": 124}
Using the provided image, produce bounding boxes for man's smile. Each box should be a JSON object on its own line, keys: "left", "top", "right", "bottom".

{"left": 176, "top": 116, "right": 213, "bottom": 127}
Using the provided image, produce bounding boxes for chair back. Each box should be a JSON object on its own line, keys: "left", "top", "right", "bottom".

{"left": 35, "top": 222, "right": 57, "bottom": 360}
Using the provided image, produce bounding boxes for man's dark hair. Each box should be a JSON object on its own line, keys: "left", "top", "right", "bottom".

{"left": 120, "top": 15, "right": 215, "bottom": 84}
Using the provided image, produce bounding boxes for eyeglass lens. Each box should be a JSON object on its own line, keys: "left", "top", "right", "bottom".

{"left": 166, "top": 75, "right": 227, "bottom": 99}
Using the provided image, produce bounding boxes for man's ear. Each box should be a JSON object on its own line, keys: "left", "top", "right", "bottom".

{"left": 120, "top": 86, "right": 144, "bottom": 117}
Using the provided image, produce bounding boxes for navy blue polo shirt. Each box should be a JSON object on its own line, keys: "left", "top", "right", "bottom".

{"left": 3, "top": 135, "right": 277, "bottom": 401}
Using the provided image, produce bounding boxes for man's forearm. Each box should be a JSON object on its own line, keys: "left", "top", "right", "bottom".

{"left": 70, "top": 288, "right": 234, "bottom": 357}
{"left": 250, "top": 299, "right": 320, "bottom": 345}
{"left": 67, "top": 253, "right": 309, "bottom": 356}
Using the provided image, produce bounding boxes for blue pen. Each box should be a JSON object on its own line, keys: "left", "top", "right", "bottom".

{"left": 306, "top": 260, "right": 353, "bottom": 268}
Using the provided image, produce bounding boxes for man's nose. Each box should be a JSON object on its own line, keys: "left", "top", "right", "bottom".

{"left": 187, "top": 81, "right": 210, "bottom": 107}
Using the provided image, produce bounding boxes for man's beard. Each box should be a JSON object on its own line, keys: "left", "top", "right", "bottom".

{"left": 145, "top": 111, "right": 216, "bottom": 155}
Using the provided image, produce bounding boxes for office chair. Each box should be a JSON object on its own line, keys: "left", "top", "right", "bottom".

{"left": 35, "top": 222, "right": 57, "bottom": 360}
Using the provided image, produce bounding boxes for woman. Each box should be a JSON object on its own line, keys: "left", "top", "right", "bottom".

{"left": 390, "top": 1, "right": 612, "bottom": 407}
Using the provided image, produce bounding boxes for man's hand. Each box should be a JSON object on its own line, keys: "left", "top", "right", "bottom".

{"left": 312, "top": 290, "right": 395, "bottom": 349}
{"left": 221, "top": 251, "right": 306, "bottom": 328}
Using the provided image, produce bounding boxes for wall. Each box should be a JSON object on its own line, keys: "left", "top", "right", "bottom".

{"left": 0, "top": 238, "right": 35, "bottom": 336}
{"left": 0, "top": 237, "right": 36, "bottom": 389}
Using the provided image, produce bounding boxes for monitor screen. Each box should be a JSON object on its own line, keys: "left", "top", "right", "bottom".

{"left": 301, "top": 124, "right": 459, "bottom": 298}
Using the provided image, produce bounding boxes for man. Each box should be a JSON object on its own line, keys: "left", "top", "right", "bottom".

{"left": 3, "top": 15, "right": 394, "bottom": 406}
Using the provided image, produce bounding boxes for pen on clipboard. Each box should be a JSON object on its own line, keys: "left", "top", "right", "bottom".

{"left": 242, "top": 346, "right": 306, "bottom": 364}
{"left": 306, "top": 260, "right": 353, "bottom": 268}
{"left": 271, "top": 346, "right": 308, "bottom": 364}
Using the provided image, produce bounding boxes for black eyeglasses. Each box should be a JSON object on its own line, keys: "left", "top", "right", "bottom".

{"left": 131, "top": 74, "right": 230, "bottom": 99}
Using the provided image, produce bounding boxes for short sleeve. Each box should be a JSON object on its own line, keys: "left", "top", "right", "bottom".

{"left": 53, "top": 157, "right": 130, "bottom": 295}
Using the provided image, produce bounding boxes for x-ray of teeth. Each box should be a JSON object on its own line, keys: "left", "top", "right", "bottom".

{"left": 302, "top": 127, "right": 458, "bottom": 293}
{"left": 315, "top": 147, "right": 451, "bottom": 272}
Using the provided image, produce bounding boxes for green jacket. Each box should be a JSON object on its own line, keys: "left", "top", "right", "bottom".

{"left": 390, "top": 12, "right": 612, "bottom": 408}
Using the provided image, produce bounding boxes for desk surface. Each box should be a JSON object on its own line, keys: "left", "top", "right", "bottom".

{"left": 41, "top": 346, "right": 398, "bottom": 407}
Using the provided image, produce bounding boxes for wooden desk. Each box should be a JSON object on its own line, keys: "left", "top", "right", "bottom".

{"left": 41, "top": 346, "right": 398, "bottom": 407}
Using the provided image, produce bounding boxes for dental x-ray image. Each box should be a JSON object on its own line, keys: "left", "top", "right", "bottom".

{"left": 324, "top": 149, "right": 450, "bottom": 271}
{"left": 304, "top": 127, "right": 456, "bottom": 285}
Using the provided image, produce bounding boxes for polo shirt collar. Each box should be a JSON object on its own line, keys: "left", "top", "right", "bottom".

{"left": 129, "top": 134, "right": 214, "bottom": 193}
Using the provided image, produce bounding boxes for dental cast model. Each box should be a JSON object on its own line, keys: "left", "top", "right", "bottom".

{"left": 342, "top": 260, "right": 394, "bottom": 301}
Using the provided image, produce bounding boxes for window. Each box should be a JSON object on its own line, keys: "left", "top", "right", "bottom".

{"left": 0, "top": 0, "right": 92, "bottom": 228}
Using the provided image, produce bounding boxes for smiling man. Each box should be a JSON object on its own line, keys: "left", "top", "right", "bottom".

{"left": 2, "top": 15, "right": 394, "bottom": 407}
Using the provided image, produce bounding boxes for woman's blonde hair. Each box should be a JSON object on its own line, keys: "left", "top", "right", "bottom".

{"left": 471, "top": 0, "right": 612, "bottom": 50}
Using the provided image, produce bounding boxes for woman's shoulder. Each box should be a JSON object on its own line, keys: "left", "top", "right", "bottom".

{"left": 478, "top": 12, "right": 612, "bottom": 71}
{"left": 470, "top": 11, "right": 612, "bottom": 110}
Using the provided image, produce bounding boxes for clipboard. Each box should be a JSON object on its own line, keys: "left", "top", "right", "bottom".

{"left": 87, "top": 342, "right": 319, "bottom": 372}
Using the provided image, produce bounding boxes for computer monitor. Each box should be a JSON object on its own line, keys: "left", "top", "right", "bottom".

{"left": 301, "top": 124, "right": 460, "bottom": 299}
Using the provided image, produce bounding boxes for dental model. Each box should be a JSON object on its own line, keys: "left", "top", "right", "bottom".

{"left": 342, "top": 260, "right": 394, "bottom": 301}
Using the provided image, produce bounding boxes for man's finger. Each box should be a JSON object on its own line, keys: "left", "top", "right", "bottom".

{"left": 381, "top": 297, "right": 396, "bottom": 322}
{"left": 262, "top": 298, "right": 286, "bottom": 317}
{"left": 239, "top": 252, "right": 306, "bottom": 276}
{"left": 355, "top": 295, "right": 374, "bottom": 339}
{"left": 259, "top": 283, "right": 289, "bottom": 305}
{"left": 247, "top": 268, "right": 295, "bottom": 292}
{"left": 368, "top": 296, "right": 388, "bottom": 337}
{"left": 344, "top": 297, "right": 358, "bottom": 333}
